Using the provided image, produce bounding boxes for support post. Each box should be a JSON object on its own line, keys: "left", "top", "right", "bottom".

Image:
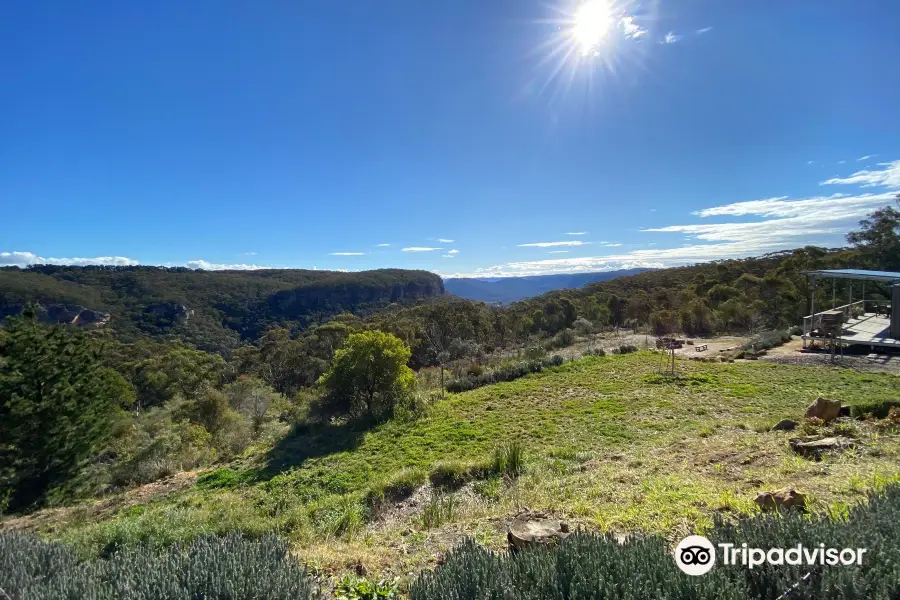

{"left": 806, "top": 276, "right": 816, "bottom": 349}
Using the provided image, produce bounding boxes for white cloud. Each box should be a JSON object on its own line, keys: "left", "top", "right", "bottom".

{"left": 448, "top": 182, "right": 898, "bottom": 277}
{"left": 565, "top": 231, "right": 588, "bottom": 236}
{"left": 446, "top": 249, "right": 460, "bottom": 255}
{"left": 662, "top": 31, "right": 681, "bottom": 44}
{"left": 696, "top": 27, "right": 713, "bottom": 34}
{"left": 821, "top": 160, "right": 900, "bottom": 188}
{"left": 602, "top": 243, "right": 622, "bottom": 247}
{"left": 185, "top": 260, "right": 266, "bottom": 271}
{"left": 857, "top": 154, "right": 877, "bottom": 161}
{"left": 619, "top": 16, "right": 647, "bottom": 39}
{"left": 441, "top": 254, "right": 455, "bottom": 258}
{"left": 329, "top": 252, "right": 366, "bottom": 256}
{"left": 837, "top": 160, "right": 846, "bottom": 164}
{"left": 517, "top": 240, "right": 591, "bottom": 247}
{"left": 437, "top": 238, "right": 455, "bottom": 243}
{"left": 376, "top": 243, "right": 390, "bottom": 247}
{"left": 402, "top": 247, "right": 443, "bottom": 252}
{"left": 238, "top": 251, "right": 258, "bottom": 256}
{"left": 549, "top": 250, "right": 569, "bottom": 254}
{"left": 0, "top": 251, "right": 139, "bottom": 268}
{"left": 807, "top": 160, "right": 816, "bottom": 165}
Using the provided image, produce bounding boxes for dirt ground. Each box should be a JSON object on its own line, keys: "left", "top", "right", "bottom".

{"left": 672, "top": 335, "right": 750, "bottom": 357}
{"left": 1, "top": 470, "right": 199, "bottom": 533}
{"left": 760, "top": 337, "right": 900, "bottom": 374}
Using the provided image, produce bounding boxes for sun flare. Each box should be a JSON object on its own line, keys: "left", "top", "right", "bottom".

{"left": 571, "top": 0, "right": 614, "bottom": 55}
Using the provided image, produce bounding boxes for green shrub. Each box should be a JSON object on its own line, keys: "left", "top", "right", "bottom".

{"left": 742, "top": 329, "right": 792, "bottom": 353}
{"left": 0, "top": 532, "right": 322, "bottom": 599}
{"left": 411, "top": 484, "right": 900, "bottom": 600}
{"left": 525, "top": 346, "right": 546, "bottom": 360}
{"left": 334, "top": 574, "right": 400, "bottom": 600}
{"left": 547, "top": 354, "right": 565, "bottom": 367}
{"left": 613, "top": 344, "right": 639, "bottom": 355}
{"left": 465, "top": 362, "right": 486, "bottom": 377}
{"left": 491, "top": 441, "right": 524, "bottom": 477}
{"left": 195, "top": 467, "right": 251, "bottom": 490}
{"left": 422, "top": 492, "right": 457, "bottom": 529}
{"left": 583, "top": 347, "right": 606, "bottom": 357}
{"left": 446, "top": 361, "right": 544, "bottom": 393}
{"left": 850, "top": 399, "right": 900, "bottom": 419}
{"left": 548, "top": 329, "right": 576, "bottom": 350}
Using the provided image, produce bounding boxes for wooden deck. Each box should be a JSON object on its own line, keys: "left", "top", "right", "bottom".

{"left": 804, "top": 313, "right": 900, "bottom": 349}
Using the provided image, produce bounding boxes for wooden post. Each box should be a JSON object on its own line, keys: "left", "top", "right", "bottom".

{"left": 806, "top": 277, "right": 817, "bottom": 349}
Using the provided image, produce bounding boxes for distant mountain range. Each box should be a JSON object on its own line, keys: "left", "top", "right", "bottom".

{"left": 443, "top": 269, "right": 652, "bottom": 304}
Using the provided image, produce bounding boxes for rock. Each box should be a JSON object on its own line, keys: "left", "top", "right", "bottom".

{"left": 771, "top": 419, "right": 798, "bottom": 432}
{"left": 354, "top": 560, "right": 367, "bottom": 576}
{"left": 30, "top": 304, "right": 111, "bottom": 328}
{"left": 755, "top": 488, "right": 807, "bottom": 512}
{"left": 507, "top": 514, "right": 570, "bottom": 552}
{"left": 144, "top": 302, "right": 194, "bottom": 323}
{"left": 805, "top": 397, "right": 841, "bottom": 423}
{"left": 789, "top": 435, "right": 859, "bottom": 458}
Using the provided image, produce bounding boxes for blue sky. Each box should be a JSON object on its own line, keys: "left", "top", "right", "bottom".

{"left": 2, "top": 0, "right": 899, "bottom": 277}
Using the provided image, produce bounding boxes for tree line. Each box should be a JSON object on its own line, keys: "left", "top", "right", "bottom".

{"left": 1, "top": 198, "right": 898, "bottom": 512}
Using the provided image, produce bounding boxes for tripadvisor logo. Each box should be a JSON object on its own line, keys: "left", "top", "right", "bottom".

{"left": 674, "top": 535, "right": 867, "bottom": 576}
{"left": 675, "top": 535, "right": 716, "bottom": 576}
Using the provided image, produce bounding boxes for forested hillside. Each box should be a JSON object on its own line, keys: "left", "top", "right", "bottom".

{"left": 0, "top": 266, "right": 444, "bottom": 352}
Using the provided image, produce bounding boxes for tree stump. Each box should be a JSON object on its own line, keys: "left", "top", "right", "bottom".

{"left": 507, "top": 513, "right": 570, "bottom": 552}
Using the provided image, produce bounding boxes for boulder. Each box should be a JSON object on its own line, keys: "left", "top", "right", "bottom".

{"left": 805, "top": 397, "right": 841, "bottom": 423}
{"left": 507, "top": 512, "right": 570, "bottom": 552}
{"left": 789, "top": 435, "right": 859, "bottom": 458}
{"left": 771, "top": 419, "right": 798, "bottom": 432}
{"left": 755, "top": 488, "right": 807, "bottom": 512}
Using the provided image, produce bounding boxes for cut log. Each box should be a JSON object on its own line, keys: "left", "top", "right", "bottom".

{"left": 789, "top": 435, "right": 859, "bottom": 459}
{"left": 507, "top": 515, "right": 570, "bottom": 552}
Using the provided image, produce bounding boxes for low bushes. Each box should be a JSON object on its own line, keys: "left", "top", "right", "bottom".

{"left": 738, "top": 329, "right": 792, "bottom": 358}
{"left": 447, "top": 357, "right": 565, "bottom": 393}
{"left": 411, "top": 484, "right": 900, "bottom": 600}
{"left": 612, "top": 344, "right": 638, "bottom": 355}
{"left": 429, "top": 460, "right": 484, "bottom": 490}
{"left": 491, "top": 441, "right": 524, "bottom": 477}
{"left": 0, "top": 532, "right": 322, "bottom": 599}
{"left": 849, "top": 399, "right": 900, "bottom": 419}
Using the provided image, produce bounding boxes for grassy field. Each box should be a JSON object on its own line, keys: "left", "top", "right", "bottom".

{"left": 6, "top": 352, "right": 900, "bottom": 582}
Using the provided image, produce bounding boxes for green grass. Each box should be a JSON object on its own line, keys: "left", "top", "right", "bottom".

{"left": 12, "top": 352, "right": 900, "bottom": 579}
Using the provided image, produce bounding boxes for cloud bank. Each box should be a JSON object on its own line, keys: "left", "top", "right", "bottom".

{"left": 0, "top": 252, "right": 139, "bottom": 268}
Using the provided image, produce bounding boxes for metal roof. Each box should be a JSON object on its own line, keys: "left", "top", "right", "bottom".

{"left": 805, "top": 269, "right": 900, "bottom": 283}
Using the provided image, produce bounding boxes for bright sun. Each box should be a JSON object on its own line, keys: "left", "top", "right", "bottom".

{"left": 571, "top": 0, "right": 614, "bottom": 55}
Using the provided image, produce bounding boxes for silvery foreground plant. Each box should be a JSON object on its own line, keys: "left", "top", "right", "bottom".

{"left": 410, "top": 484, "right": 900, "bottom": 600}
{"left": 0, "top": 532, "right": 323, "bottom": 600}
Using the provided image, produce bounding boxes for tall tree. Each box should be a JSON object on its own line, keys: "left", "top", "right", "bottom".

{"left": 0, "top": 311, "right": 133, "bottom": 510}
{"left": 846, "top": 195, "right": 900, "bottom": 271}
{"left": 318, "top": 331, "right": 415, "bottom": 423}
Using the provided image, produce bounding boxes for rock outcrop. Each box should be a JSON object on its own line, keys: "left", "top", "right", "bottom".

{"left": 755, "top": 488, "right": 807, "bottom": 512}
{"left": 36, "top": 304, "right": 110, "bottom": 328}
{"left": 805, "top": 397, "right": 841, "bottom": 423}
